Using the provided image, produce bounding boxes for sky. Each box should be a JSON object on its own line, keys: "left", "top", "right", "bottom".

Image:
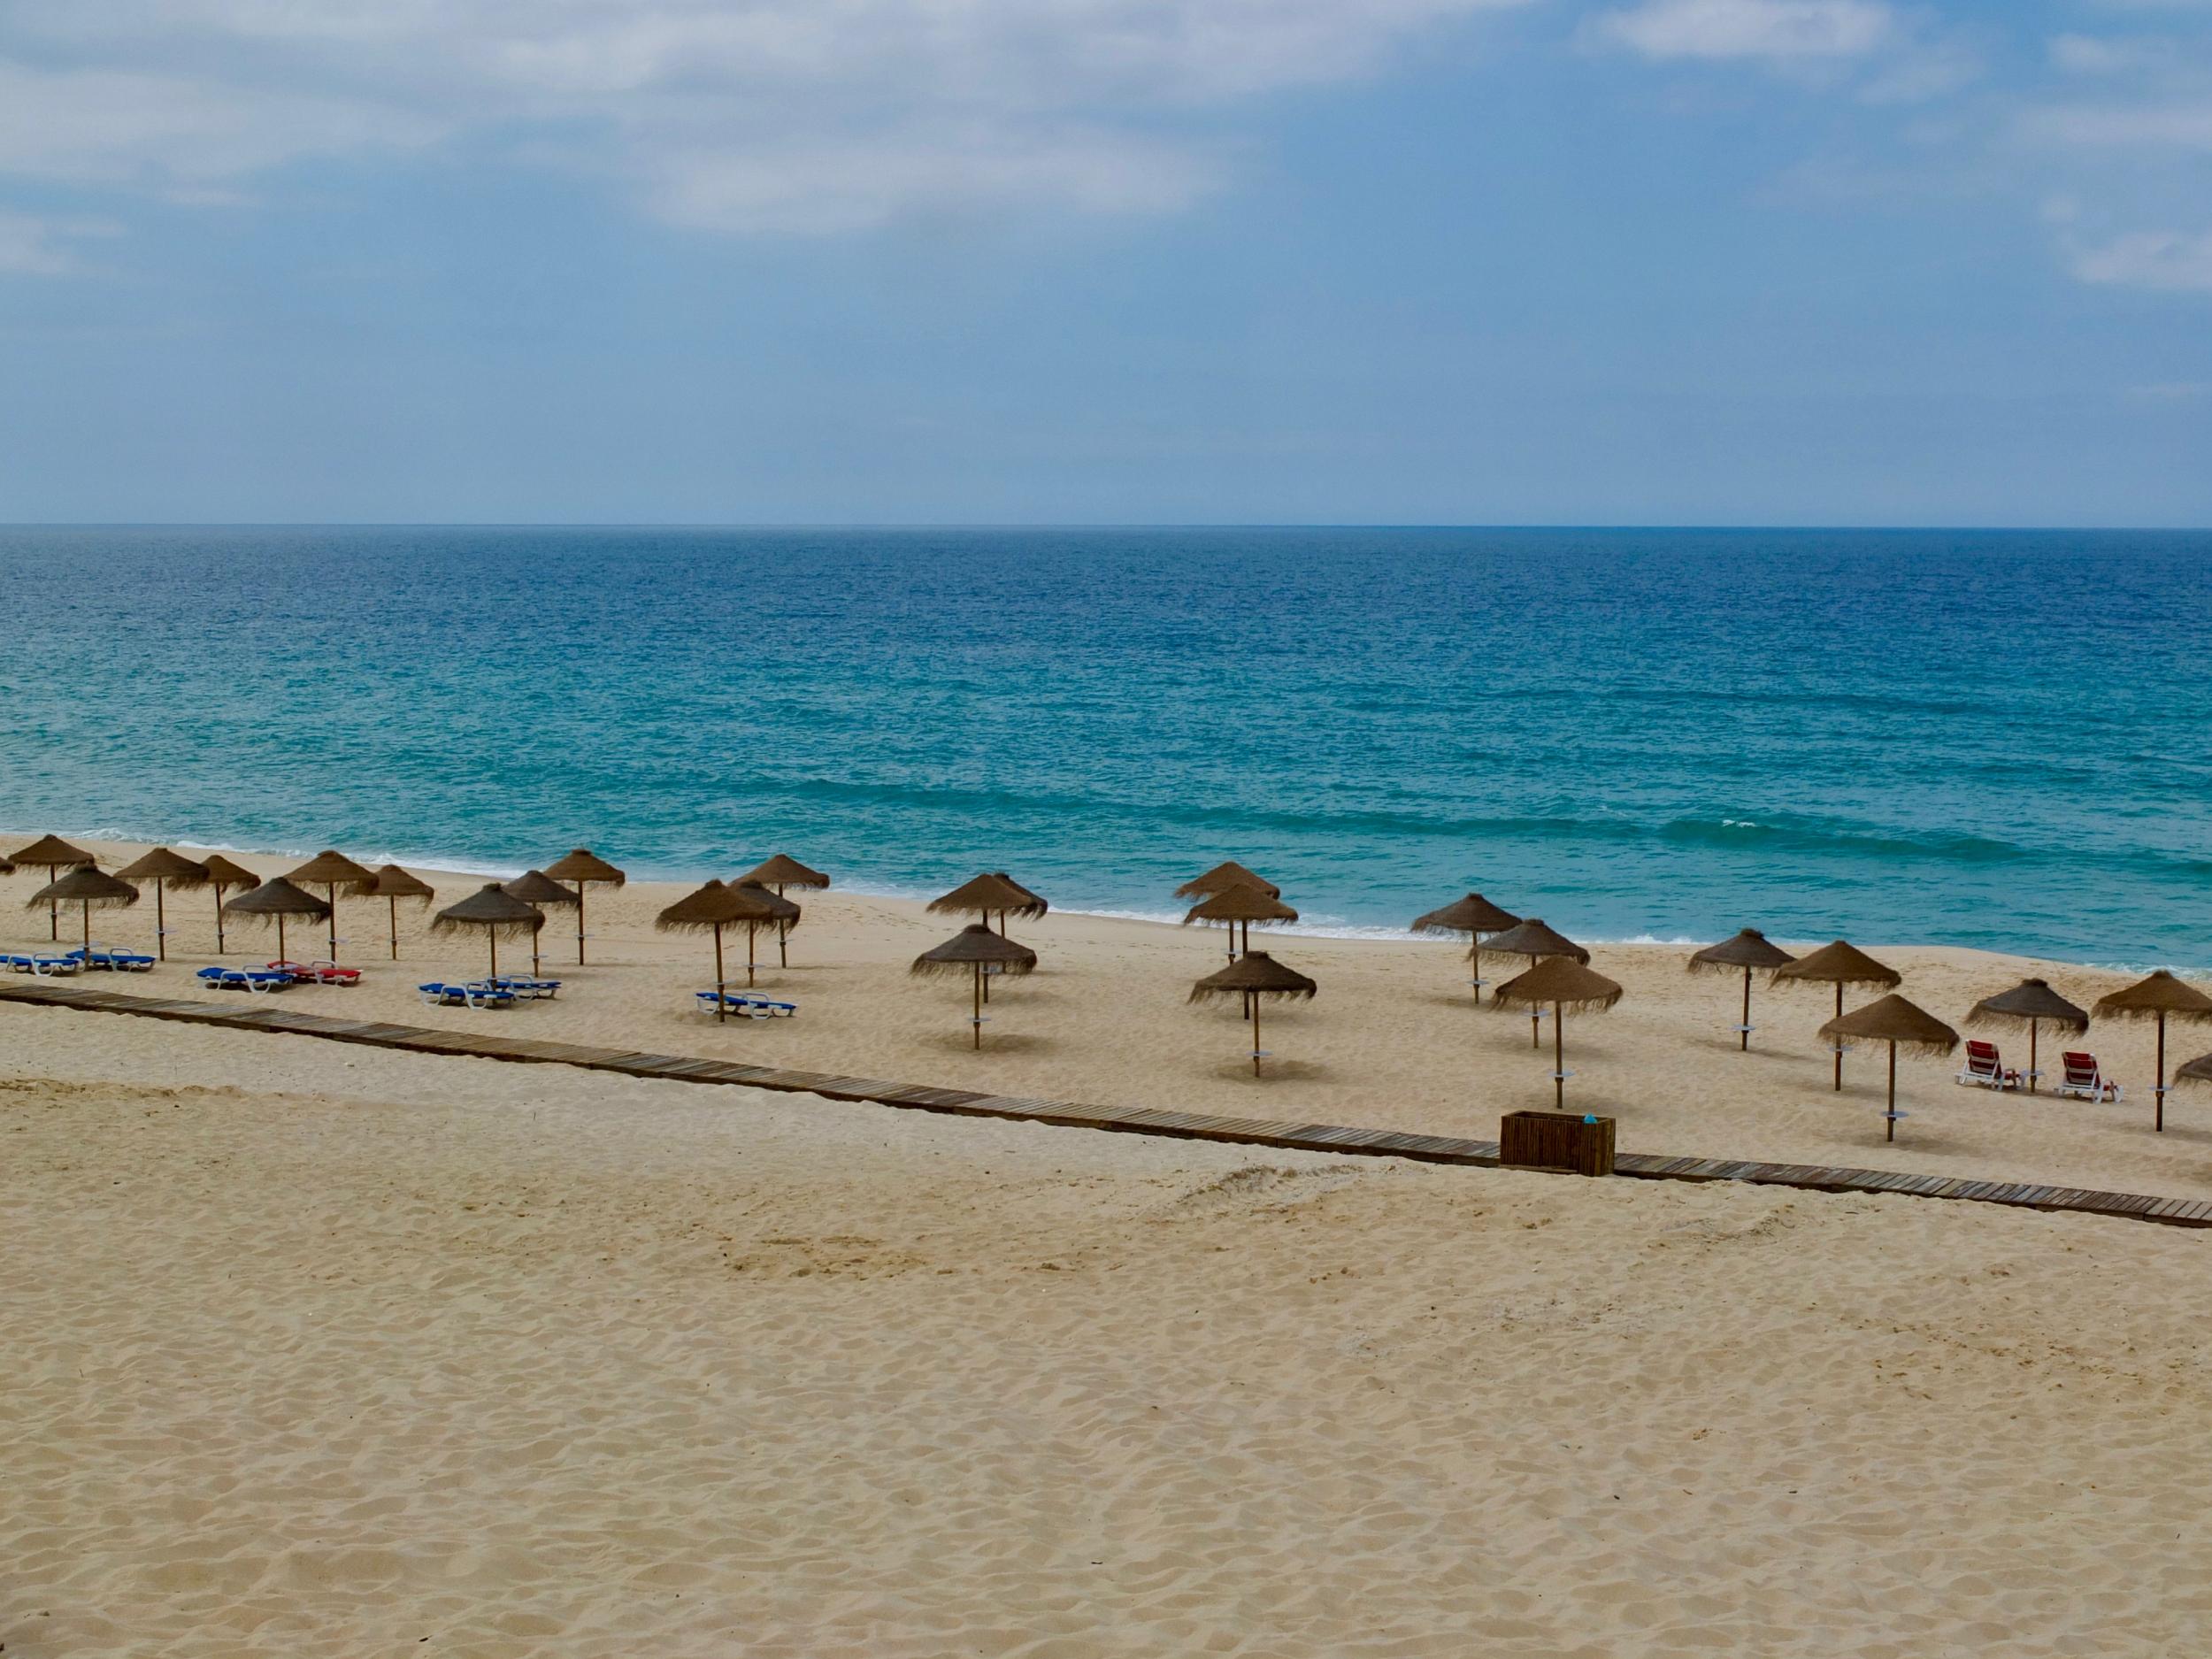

{"left": 1, "top": 0, "right": 2208, "bottom": 527}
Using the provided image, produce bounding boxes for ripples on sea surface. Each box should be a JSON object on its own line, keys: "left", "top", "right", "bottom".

{"left": 1, "top": 525, "right": 2206, "bottom": 966}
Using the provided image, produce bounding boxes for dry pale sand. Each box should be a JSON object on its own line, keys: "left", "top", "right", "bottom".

{"left": 10, "top": 837, "right": 2212, "bottom": 1199}
{"left": 5, "top": 1001, "right": 2212, "bottom": 1657}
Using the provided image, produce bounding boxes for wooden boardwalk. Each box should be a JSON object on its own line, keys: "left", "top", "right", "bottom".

{"left": 7, "top": 977, "right": 2211, "bottom": 1231}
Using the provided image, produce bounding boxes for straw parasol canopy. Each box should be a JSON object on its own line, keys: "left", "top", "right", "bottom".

{"left": 741, "top": 854, "right": 830, "bottom": 967}
{"left": 912, "top": 923, "right": 1038, "bottom": 1050}
{"left": 364, "top": 864, "right": 436, "bottom": 960}
{"left": 929, "top": 873, "right": 1046, "bottom": 995}
{"left": 1967, "top": 979, "right": 2090, "bottom": 1094}
{"left": 1474, "top": 918, "right": 1591, "bottom": 1048}
{"left": 657, "top": 879, "right": 780, "bottom": 1012}
{"left": 11, "top": 835, "right": 96, "bottom": 941}
{"left": 1773, "top": 941, "right": 1902, "bottom": 1092}
{"left": 503, "top": 870, "right": 580, "bottom": 976}
{"left": 223, "top": 877, "right": 332, "bottom": 964}
{"left": 1818, "top": 995, "right": 1959, "bottom": 1143}
{"left": 1176, "top": 860, "right": 1279, "bottom": 902}
{"left": 733, "top": 880, "right": 800, "bottom": 931}
{"left": 433, "top": 882, "right": 546, "bottom": 980}
{"left": 114, "top": 848, "right": 209, "bottom": 962}
{"left": 199, "top": 854, "right": 259, "bottom": 955}
{"left": 1492, "top": 956, "right": 1624, "bottom": 1110}
{"left": 2174, "top": 1052, "right": 2212, "bottom": 1093}
{"left": 1189, "top": 949, "right": 1317, "bottom": 1078}
{"left": 1410, "top": 892, "right": 1518, "bottom": 1002}
{"left": 288, "top": 850, "right": 377, "bottom": 964}
{"left": 2093, "top": 971, "right": 2212, "bottom": 1132}
{"left": 28, "top": 866, "right": 138, "bottom": 961}
{"left": 1688, "top": 929, "right": 1797, "bottom": 1053}
{"left": 1183, "top": 882, "right": 1298, "bottom": 962}
{"left": 543, "top": 848, "right": 626, "bottom": 964}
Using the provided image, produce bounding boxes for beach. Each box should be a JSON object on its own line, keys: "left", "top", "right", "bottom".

{"left": 10, "top": 837, "right": 2212, "bottom": 1201}
{"left": 9, "top": 991, "right": 2212, "bottom": 1655}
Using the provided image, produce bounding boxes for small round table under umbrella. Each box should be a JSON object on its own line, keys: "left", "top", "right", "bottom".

{"left": 913, "top": 923, "right": 1038, "bottom": 1049}
{"left": 1183, "top": 883, "right": 1297, "bottom": 964}
{"left": 1818, "top": 995, "right": 1959, "bottom": 1142}
{"left": 221, "top": 878, "right": 332, "bottom": 966}
{"left": 740, "top": 854, "right": 830, "bottom": 968}
{"left": 433, "top": 883, "right": 546, "bottom": 982}
{"left": 199, "top": 855, "right": 258, "bottom": 956}
{"left": 1189, "top": 949, "right": 1315, "bottom": 1078}
{"left": 928, "top": 874, "right": 1045, "bottom": 1002}
{"left": 1175, "top": 861, "right": 1279, "bottom": 902}
{"left": 1471, "top": 918, "right": 1590, "bottom": 1048}
{"left": 2093, "top": 971, "right": 2212, "bottom": 1132}
{"left": 364, "top": 864, "right": 436, "bottom": 960}
{"left": 1967, "top": 979, "right": 2090, "bottom": 1094}
{"left": 1410, "top": 893, "right": 1519, "bottom": 1004}
{"left": 10, "top": 836, "right": 96, "bottom": 941}
{"left": 1491, "top": 956, "right": 1623, "bottom": 1110}
{"left": 113, "top": 848, "right": 209, "bottom": 962}
{"left": 287, "top": 850, "right": 378, "bottom": 965}
{"left": 1687, "top": 929, "right": 1797, "bottom": 1052}
{"left": 657, "top": 879, "right": 773, "bottom": 1021}
{"left": 503, "top": 871, "right": 580, "bottom": 979}
{"left": 27, "top": 867, "right": 139, "bottom": 964}
{"left": 1772, "top": 941, "right": 1901, "bottom": 1092}
{"left": 542, "top": 849, "right": 626, "bottom": 965}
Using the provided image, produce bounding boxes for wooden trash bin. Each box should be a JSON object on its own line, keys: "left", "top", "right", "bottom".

{"left": 1499, "top": 1110, "right": 1617, "bottom": 1178}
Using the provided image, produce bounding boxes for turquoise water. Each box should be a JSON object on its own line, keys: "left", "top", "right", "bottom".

{"left": 1, "top": 526, "right": 2207, "bottom": 966}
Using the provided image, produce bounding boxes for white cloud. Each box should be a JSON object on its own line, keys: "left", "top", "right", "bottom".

{"left": 0, "top": 209, "right": 120, "bottom": 275}
{"left": 2025, "top": 102, "right": 2212, "bottom": 148}
{"left": 2072, "top": 229, "right": 2212, "bottom": 290}
{"left": 0, "top": 0, "right": 1528, "bottom": 234}
{"left": 1590, "top": 0, "right": 1893, "bottom": 61}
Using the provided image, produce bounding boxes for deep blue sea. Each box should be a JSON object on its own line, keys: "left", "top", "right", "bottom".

{"left": 2, "top": 526, "right": 2208, "bottom": 967}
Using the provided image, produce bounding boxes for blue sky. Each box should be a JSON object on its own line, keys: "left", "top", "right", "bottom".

{"left": 1, "top": 0, "right": 2208, "bottom": 526}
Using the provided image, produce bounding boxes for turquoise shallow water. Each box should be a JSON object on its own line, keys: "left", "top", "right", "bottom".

{"left": 1, "top": 525, "right": 2207, "bottom": 966}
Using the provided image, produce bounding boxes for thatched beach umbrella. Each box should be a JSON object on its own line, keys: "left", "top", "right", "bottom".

{"left": 1819, "top": 995, "right": 1959, "bottom": 1143}
{"left": 113, "top": 848, "right": 208, "bottom": 962}
{"left": 1189, "top": 949, "right": 1316, "bottom": 1078}
{"left": 1772, "top": 941, "right": 1901, "bottom": 1092}
{"left": 1410, "top": 893, "right": 1519, "bottom": 1003}
{"left": 1475, "top": 918, "right": 1591, "bottom": 1048}
{"left": 740, "top": 853, "right": 829, "bottom": 968}
{"left": 288, "top": 850, "right": 377, "bottom": 964}
{"left": 542, "top": 848, "right": 626, "bottom": 964}
{"left": 28, "top": 867, "right": 138, "bottom": 963}
{"left": 929, "top": 873, "right": 1045, "bottom": 1001}
{"left": 2174, "top": 1052, "right": 2212, "bottom": 1100}
{"left": 1176, "top": 861, "right": 1279, "bottom": 902}
{"left": 432, "top": 883, "right": 544, "bottom": 981}
{"left": 222, "top": 878, "right": 331, "bottom": 964}
{"left": 658, "top": 879, "right": 762, "bottom": 1022}
{"left": 1687, "top": 929, "right": 1797, "bottom": 1052}
{"left": 364, "top": 864, "right": 436, "bottom": 960}
{"left": 913, "top": 923, "right": 1037, "bottom": 1049}
{"left": 2093, "top": 971, "right": 2212, "bottom": 1132}
{"left": 1183, "top": 883, "right": 1298, "bottom": 963}
{"left": 993, "top": 873, "right": 1048, "bottom": 941}
{"left": 732, "top": 879, "right": 801, "bottom": 949}
{"left": 199, "top": 855, "right": 258, "bottom": 955}
{"left": 503, "top": 870, "right": 580, "bottom": 978}
{"left": 1491, "top": 956, "right": 1623, "bottom": 1110}
{"left": 1967, "top": 979, "right": 2090, "bottom": 1094}
{"left": 10, "top": 836, "right": 96, "bottom": 941}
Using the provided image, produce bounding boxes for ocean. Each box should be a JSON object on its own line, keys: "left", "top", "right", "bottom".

{"left": 2, "top": 525, "right": 2207, "bottom": 968}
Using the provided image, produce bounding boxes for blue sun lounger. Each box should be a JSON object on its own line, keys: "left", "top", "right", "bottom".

{"left": 419, "top": 980, "right": 517, "bottom": 1010}
{"left": 694, "top": 989, "right": 797, "bottom": 1018}
{"left": 8, "top": 952, "right": 82, "bottom": 976}
{"left": 69, "top": 947, "right": 157, "bottom": 972}
{"left": 488, "top": 976, "right": 562, "bottom": 1000}
{"left": 196, "top": 965, "right": 292, "bottom": 992}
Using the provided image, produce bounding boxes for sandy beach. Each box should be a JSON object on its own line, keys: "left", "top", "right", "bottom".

{"left": 9, "top": 837, "right": 2212, "bottom": 1201}
{"left": 7, "top": 992, "right": 2212, "bottom": 1656}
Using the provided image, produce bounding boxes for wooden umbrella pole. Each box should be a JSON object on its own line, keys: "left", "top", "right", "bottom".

{"left": 2156, "top": 1012, "right": 2167, "bottom": 1132}
{"left": 2028, "top": 1019, "right": 2038, "bottom": 1094}
{"left": 747, "top": 925, "right": 757, "bottom": 988}
{"left": 972, "top": 963, "right": 982, "bottom": 1049}
{"left": 154, "top": 879, "right": 167, "bottom": 961}
{"left": 1252, "top": 996, "right": 1263, "bottom": 1078}
{"left": 1471, "top": 941, "right": 1481, "bottom": 1005}
{"left": 388, "top": 895, "right": 400, "bottom": 960}
{"left": 82, "top": 899, "right": 92, "bottom": 962}
{"left": 215, "top": 886, "right": 227, "bottom": 955}
{"left": 326, "top": 884, "right": 339, "bottom": 963}
{"left": 1531, "top": 1001, "right": 1540, "bottom": 1050}
{"left": 48, "top": 879, "right": 58, "bottom": 941}
{"left": 714, "top": 922, "right": 726, "bottom": 1024}
{"left": 531, "top": 914, "right": 541, "bottom": 979}
{"left": 777, "top": 884, "right": 788, "bottom": 968}
{"left": 276, "top": 914, "right": 287, "bottom": 963}
{"left": 576, "top": 883, "right": 587, "bottom": 965}
{"left": 1886, "top": 1042, "right": 1898, "bottom": 1141}
{"left": 1553, "top": 1001, "right": 1566, "bottom": 1110}
{"left": 1832, "top": 984, "right": 1845, "bottom": 1091}
{"left": 1740, "top": 966, "right": 1752, "bottom": 1052}
{"left": 489, "top": 930, "right": 498, "bottom": 980}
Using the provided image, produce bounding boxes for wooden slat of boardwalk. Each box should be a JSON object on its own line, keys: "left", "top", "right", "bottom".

{"left": 5, "top": 977, "right": 2210, "bottom": 1232}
